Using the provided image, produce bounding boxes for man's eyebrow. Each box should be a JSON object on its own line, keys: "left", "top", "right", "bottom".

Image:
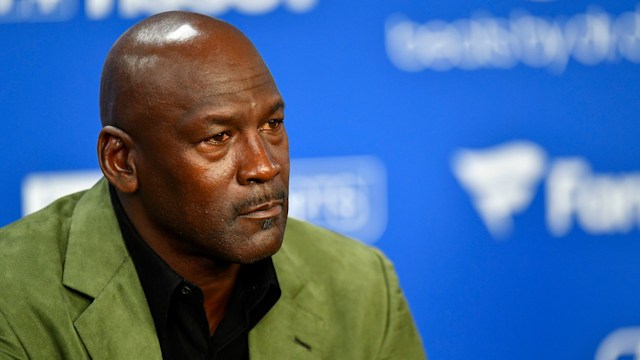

{"left": 181, "top": 99, "right": 285, "bottom": 127}
{"left": 271, "top": 100, "right": 285, "bottom": 113}
{"left": 195, "top": 112, "right": 235, "bottom": 125}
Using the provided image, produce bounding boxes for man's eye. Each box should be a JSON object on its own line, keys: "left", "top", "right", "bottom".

{"left": 206, "top": 132, "right": 230, "bottom": 144}
{"left": 261, "top": 119, "right": 284, "bottom": 131}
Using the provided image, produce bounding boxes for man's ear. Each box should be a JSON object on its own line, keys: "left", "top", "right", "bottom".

{"left": 98, "top": 125, "right": 139, "bottom": 193}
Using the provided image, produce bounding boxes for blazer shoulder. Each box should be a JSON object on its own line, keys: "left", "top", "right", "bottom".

{"left": 273, "top": 219, "right": 426, "bottom": 359}
{"left": 0, "top": 189, "right": 86, "bottom": 271}
{"left": 0, "top": 190, "right": 88, "bottom": 356}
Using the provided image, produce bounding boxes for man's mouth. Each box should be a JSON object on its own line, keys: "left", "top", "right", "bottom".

{"left": 234, "top": 189, "right": 287, "bottom": 220}
{"left": 238, "top": 200, "right": 283, "bottom": 219}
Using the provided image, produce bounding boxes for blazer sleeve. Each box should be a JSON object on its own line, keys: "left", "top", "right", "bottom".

{"left": 373, "top": 249, "right": 428, "bottom": 360}
{"left": 0, "top": 310, "right": 28, "bottom": 359}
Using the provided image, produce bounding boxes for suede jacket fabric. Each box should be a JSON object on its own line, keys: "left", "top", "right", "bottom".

{"left": 0, "top": 179, "right": 426, "bottom": 359}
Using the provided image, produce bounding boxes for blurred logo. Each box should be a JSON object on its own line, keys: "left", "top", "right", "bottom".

{"left": 0, "top": 0, "right": 317, "bottom": 22}
{"left": 86, "top": 0, "right": 318, "bottom": 20}
{"left": 451, "top": 141, "right": 546, "bottom": 238}
{"left": 22, "top": 155, "right": 387, "bottom": 244}
{"left": 452, "top": 140, "right": 640, "bottom": 239}
{"left": 386, "top": 4, "right": 640, "bottom": 73}
{"left": 547, "top": 158, "right": 640, "bottom": 237}
{"left": 289, "top": 156, "right": 387, "bottom": 244}
{"left": 595, "top": 327, "right": 640, "bottom": 360}
{"left": 0, "top": 0, "right": 77, "bottom": 22}
{"left": 22, "top": 170, "right": 102, "bottom": 215}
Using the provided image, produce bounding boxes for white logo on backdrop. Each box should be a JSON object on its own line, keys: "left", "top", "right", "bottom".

{"left": 22, "top": 170, "right": 103, "bottom": 215}
{"left": 0, "top": 0, "right": 76, "bottom": 22}
{"left": 452, "top": 140, "right": 640, "bottom": 239}
{"left": 0, "top": 0, "right": 317, "bottom": 22}
{"left": 289, "top": 156, "right": 387, "bottom": 244}
{"left": 386, "top": 4, "right": 640, "bottom": 73}
{"left": 451, "top": 141, "right": 546, "bottom": 238}
{"left": 22, "top": 156, "right": 387, "bottom": 243}
{"left": 595, "top": 327, "right": 640, "bottom": 360}
{"left": 546, "top": 158, "right": 640, "bottom": 237}
{"left": 85, "top": 0, "right": 318, "bottom": 20}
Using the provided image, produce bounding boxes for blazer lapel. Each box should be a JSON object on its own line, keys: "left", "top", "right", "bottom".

{"left": 62, "top": 180, "right": 162, "bottom": 360}
{"left": 61, "top": 180, "right": 325, "bottom": 359}
{"left": 249, "top": 232, "right": 327, "bottom": 360}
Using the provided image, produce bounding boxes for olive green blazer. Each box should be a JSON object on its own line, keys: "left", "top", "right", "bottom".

{"left": 0, "top": 179, "right": 426, "bottom": 359}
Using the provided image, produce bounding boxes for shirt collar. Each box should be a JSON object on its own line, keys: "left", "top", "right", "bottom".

{"left": 109, "top": 184, "right": 183, "bottom": 336}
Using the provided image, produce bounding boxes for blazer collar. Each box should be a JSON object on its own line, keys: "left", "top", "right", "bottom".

{"left": 249, "top": 221, "right": 327, "bottom": 359}
{"left": 62, "top": 179, "right": 162, "bottom": 360}
{"left": 61, "top": 179, "right": 324, "bottom": 359}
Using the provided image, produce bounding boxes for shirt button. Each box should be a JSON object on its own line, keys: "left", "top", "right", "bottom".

{"left": 181, "top": 285, "right": 191, "bottom": 296}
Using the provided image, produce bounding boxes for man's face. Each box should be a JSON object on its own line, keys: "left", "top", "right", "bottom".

{"left": 129, "top": 45, "right": 289, "bottom": 264}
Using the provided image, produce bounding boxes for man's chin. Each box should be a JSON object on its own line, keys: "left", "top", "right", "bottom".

{"left": 246, "top": 229, "right": 286, "bottom": 263}
{"left": 223, "top": 225, "right": 286, "bottom": 264}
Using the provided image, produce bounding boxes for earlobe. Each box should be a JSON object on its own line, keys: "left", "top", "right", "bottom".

{"left": 97, "top": 126, "right": 139, "bottom": 193}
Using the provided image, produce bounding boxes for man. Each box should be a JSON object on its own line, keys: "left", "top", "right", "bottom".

{"left": 0, "top": 11, "right": 426, "bottom": 359}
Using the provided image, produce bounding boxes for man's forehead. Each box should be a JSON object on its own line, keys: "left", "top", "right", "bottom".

{"left": 100, "top": 11, "right": 276, "bottom": 129}
{"left": 125, "top": 50, "right": 276, "bottom": 97}
{"left": 180, "top": 68, "right": 283, "bottom": 114}
{"left": 122, "top": 23, "right": 267, "bottom": 87}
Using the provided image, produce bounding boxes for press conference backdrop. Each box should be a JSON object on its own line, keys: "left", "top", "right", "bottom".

{"left": 2, "top": 0, "right": 640, "bottom": 358}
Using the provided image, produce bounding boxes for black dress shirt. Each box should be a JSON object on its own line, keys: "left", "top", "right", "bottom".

{"left": 109, "top": 185, "right": 281, "bottom": 360}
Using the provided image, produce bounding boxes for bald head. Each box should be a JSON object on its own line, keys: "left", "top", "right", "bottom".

{"left": 99, "top": 11, "right": 269, "bottom": 131}
{"left": 97, "top": 11, "right": 288, "bottom": 266}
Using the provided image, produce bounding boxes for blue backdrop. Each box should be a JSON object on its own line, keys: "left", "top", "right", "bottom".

{"left": 3, "top": 0, "right": 640, "bottom": 359}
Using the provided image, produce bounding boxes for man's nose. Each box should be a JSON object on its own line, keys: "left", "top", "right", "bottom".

{"left": 237, "top": 133, "right": 280, "bottom": 185}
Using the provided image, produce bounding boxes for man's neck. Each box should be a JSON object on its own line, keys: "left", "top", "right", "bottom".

{"left": 198, "top": 264, "right": 241, "bottom": 335}
{"left": 145, "top": 231, "right": 242, "bottom": 334}
{"left": 118, "top": 192, "right": 242, "bottom": 334}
